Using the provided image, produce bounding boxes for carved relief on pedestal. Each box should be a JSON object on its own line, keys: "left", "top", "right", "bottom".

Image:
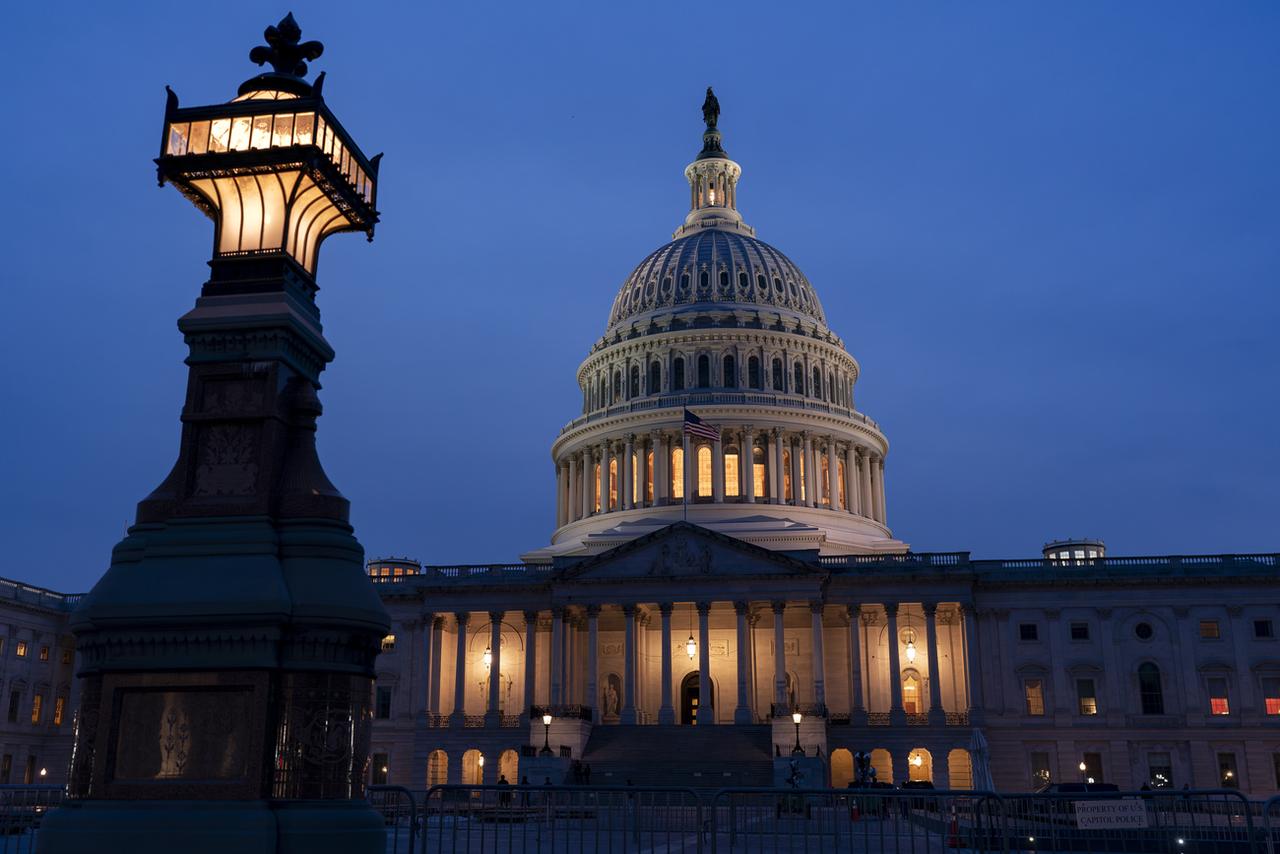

{"left": 193, "top": 424, "right": 259, "bottom": 496}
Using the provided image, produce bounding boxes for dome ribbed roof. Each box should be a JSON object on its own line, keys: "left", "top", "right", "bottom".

{"left": 605, "top": 229, "right": 827, "bottom": 334}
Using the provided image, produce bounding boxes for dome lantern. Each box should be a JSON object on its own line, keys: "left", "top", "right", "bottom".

{"left": 676, "top": 88, "right": 754, "bottom": 238}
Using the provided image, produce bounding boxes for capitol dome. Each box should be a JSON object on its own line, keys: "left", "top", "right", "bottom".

{"left": 522, "top": 90, "right": 906, "bottom": 562}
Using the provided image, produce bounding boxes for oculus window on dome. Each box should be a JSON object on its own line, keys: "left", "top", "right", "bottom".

{"left": 155, "top": 13, "right": 380, "bottom": 278}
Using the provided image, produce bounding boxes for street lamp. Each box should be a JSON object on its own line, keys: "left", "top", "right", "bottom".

{"left": 1079, "top": 761, "right": 1088, "bottom": 782}
{"left": 540, "top": 713, "right": 553, "bottom": 756}
{"left": 791, "top": 711, "right": 804, "bottom": 755}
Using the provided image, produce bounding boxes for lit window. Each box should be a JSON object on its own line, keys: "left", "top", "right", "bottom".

{"left": 902, "top": 674, "right": 920, "bottom": 714}
{"left": 1262, "top": 677, "right": 1280, "bottom": 715}
{"left": 645, "top": 451, "right": 654, "bottom": 503}
{"left": 381, "top": 635, "right": 396, "bottom": 652}
{"left": 697, "top": 445, "right": 712, "bottom": 497}
{"left": 1148, "top": 753, "right": 1172, "bottom": 788}
{"left": 53, "top": 698, "right": 64, "bottom": 727}
{"left": 819, "top": 456, "right": 830, "bottom": 506}
{"left": 1070, "top": 622, "right": 1089, "bottom": 641}
{"left": 1255, "top": 620, "right": 1275, "bottom": 639}
{"left": 38, "top": 647, "right": 48, "bottom": 662}
{"left": 1208, "top": 677, "right": 1230, "bottom": 715}
{"left": 837, "top": 459, "right": 846, "bottom": 509}
{"left": 593, "top": 463, "right": 601, "bottom": 511}
{"left": 1030, "top": 751, "right": 1051, "bottom": 788}
{"left": 30, "top": 695, "right": 41, "bottom": 725}
{"left": 724, "top": 450, "right": 740, "bottom": 497}
{"left": 782, "top": 449, "right": 792, "bottom": 501}
{"left": 1199, "top": 620, "right": 1220, "bottom": 639}
{"left": 15, "top": 642, "right": 26, "bottom": 658}
{"left": 671, "top": 448, "right": 684, "bottom": 499}
{"left": 1024, "top": 679, "right": 1045, "bottom": 716}
{"left": 1076, "top": 679, "right": 1098, "bottom": 715}
{"left": 608, "top": 458, "right": 618, "bottom": 510}
{"left": 1019, "top": 623, "right": 1038, "bottom": 642}
{"left": 1218, "top": 753, "right": 1239, "bottom": 788}
{"left": 752, "top": 447, "right": 767, "bottom": 498}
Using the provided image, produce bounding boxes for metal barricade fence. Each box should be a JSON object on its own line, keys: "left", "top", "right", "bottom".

{"left": 1264, "top": 796, "right": 1280, "bottom": 854}
{"left": 0, "top": 785, "right": 64, "bottom": 854}
{"left": 421, "top": 784, "right": 704, "bottom": 853}
{"left": 369, "top": 784, "right": 418, "bottom": 854}
{"left": 999, "top": 789, "right": 1257, "bottom": 854}
{"left": 710, "top": 787, "right": 1005, "bottom": 853}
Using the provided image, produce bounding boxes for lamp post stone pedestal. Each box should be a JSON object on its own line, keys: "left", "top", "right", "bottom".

{"left": 39, "top": 15, "right": 390, "bottom": 854}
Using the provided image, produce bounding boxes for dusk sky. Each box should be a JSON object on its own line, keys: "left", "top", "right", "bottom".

{"left": 3, "top": 2, "right": 1277, "bottom": 593}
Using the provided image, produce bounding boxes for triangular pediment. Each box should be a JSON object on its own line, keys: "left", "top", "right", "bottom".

{"left": 556, "top": 522, "right": 822, "bottom": 582}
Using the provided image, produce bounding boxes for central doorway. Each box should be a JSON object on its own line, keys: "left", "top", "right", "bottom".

{"left": 680, "top": 672, "right": 713, "bottom": 725}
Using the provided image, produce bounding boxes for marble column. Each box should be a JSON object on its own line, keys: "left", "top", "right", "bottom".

{"left": 923, "top": 603, "right": 944, "bottom": 724}
{"left": 486, "top": 611, "right": 503, "bottom": 723}
{"left": 810, "top": 602, "right": 827, "bottom": 711}
{"left": 801, "top": 431, "right": 815, "bottom": 507}
{"left": 598, "top": 442, "right": 610, "bottom": 513}
{"left": 886, "top": 604, "right": 905, "bottom": 724}
{"left": 580, "top": 448, "right": 592, "bottom": 519}
{"left": 417, "top": 614, "right": 434, "bottom": 719}
{"left": 846, "top": 605, "right": 866, "bottom": 723}
{"left": 772, "top": 601, "right": 788, "bottom": 708}
{"left": 522, "top": 611, "right": 537, "bottom": 723}
{"left": 826, "top": 438, "right": 839, "bottom": 509}
{"left": 623, "top": 434, "right": 634, "bottom": 510}
{"left": 734, "top": 602, "right": 752, "bottom": 723}
{"left": 859, "top": 451, "right": 873, "bottom": 519}
{"left": 771, "top": 429, "right": 784, "bottom": 504}
{"left": 653, "top": 430, "right": 666, "bottom": 505}
{"left": 621, "top": 605, "right": 638, "bottom": 724}
{"left": 659, "top": 603, "right": 675, "bottom": 724}
{"left": 451, "top": 612, "right": 469, "bottom": 723}
{"left": 872, "top": 457, "right": 885, "bottom": 523}
{"left": 789, "top": 438, "right": 802, "bottom": 506}
{"left": 712, "top": 434, "right": 725, "bottom": 503}
{"left": 555, "top": 465, "right": 564, "bottom": 527}
{"left": 586, "top": 605, "right": 600, "bottom": 723}
{"left": 697, "top": 602, "right": 713, "bottom": 724}
{"left": 960, "top": 605, "right": 984, "bottom": 723}
{"left": 743, "top": 426, "right": 756, "bottom": 503}
{"left": 747, "top": 612, "right": 761, "bottom": 720}
{"left": 550, "top": 606, "right": 564, "bottom": 706}
{"left": 566, "top": 459, "right": 578, "bottom": 523}
{"left": 429, "top": 617, "right": 444, "bottom": 715}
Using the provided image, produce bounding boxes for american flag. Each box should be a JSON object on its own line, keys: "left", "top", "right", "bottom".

{"left": 682, "top": 409, "right": 720, "bottom": 441}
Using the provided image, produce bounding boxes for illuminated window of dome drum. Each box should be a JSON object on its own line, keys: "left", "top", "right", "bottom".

{"left": 753, "top": 447, "right": 767, "bottom": 498}
{"left": 697, "top": 446, "right": 713, "bottom": 497}
{"left": 837, "top": 460, "right": 846, "bottom": 508}
{"left": 820, "top": 457, "right": 830, "bottom": 505}
{"left": 782, "top": 450, "right": 792, "bottom": 501}
{"left": 670, "top": 448, "right": 684, "bottom": 499}
{"left": 724, "top": 449, "right": 740, "bottom": 497}
{"left": 593, "top": 464, "right": 602, "bottom": 511}
{"left": 608, "top": 459, "right": 618, "bottom": 510}
{"left": 645, "top": 451, "right": 654, "bottom": 502}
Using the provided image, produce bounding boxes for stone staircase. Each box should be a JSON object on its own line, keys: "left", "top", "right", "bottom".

{"left": 581, "top": 724, "right": 773, "bottom": 790}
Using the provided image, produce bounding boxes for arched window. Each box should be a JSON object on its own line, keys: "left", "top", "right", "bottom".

{"left": 461, "top": 749, "right": 483, "bottom": 786}
{"left": 699, "top": 270, "right": 709, "bottom": 290}
{"left": 828, "top": 372, "right": 835, "bottom": 402}
{"left": 673, "top": 357, "right": 685, "bottom": 391}
{"left": 1139, "top": 663, "right": 1164, "bottom": 715}
{"left": 613, "top": 371, "right": 622, "bottom": 401}
{"left": 794, "top": 363, "right": 805, "bottom": 395}
{"left": 598, "top": 376, "right": 606, "bottom": 407}
{"left": 629, "top": 365, "right": 640, "bottom": 398}
{"left": 608, "top": 458, "right": 618, "bottom": 510}
{"left": 738, "top": 271, "right": 749, "bottom": 290}
{"left": 723, "top": 355, "right": 736, "bottom": 388}
{"left": 426, "top": 750, "right": 448, "bottom": 788}
{"left": 812, "top": 367, "right": 822, "bottom": 398}
{"left": 645, "top": 450, "right": 654, "bottom": 503}
{"left": 782, "top": 448, "right": 793, "bottom": 501}
{"left": 697, "top": 445, "right": 713, "bottom": 498}
{"left": 753, "top": 445, "right": 767, "bottom": 498}
{"left": 902, "top": 672, "right": 921, "bottom": 714}
{"left": 649, "top": 361, "right": 661, "bottom": 394}
{"left": 670, "top": 447, "right": 684, "bottom": 499}
{"left": 719, "top": 269, "right": 730, "bottom": 289}
{"left": 697, "top": 355, "right": 710, "bottom": 388}
{"left": 772, "top": 358, "right": 784, "bottom": 391}
{"left": 724, "top": 446, "right": 740, "bottom": 497}
{"left": 748, "top": 356, "right": 761, "bottom": 389}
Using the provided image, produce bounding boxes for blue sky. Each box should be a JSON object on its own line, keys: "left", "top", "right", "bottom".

{"left": 2, "top": 2, "right": 1277, "bottom": 592}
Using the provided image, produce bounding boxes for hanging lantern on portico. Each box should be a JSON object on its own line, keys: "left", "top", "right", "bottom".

{"left": 483, "top": 646, "right": 492, "bottom": 669}
{"left": 686, "top": 633, "right": 697, "bottom": 660}
{"left": 904, "top": 608, "right": 918, "bottom": 664}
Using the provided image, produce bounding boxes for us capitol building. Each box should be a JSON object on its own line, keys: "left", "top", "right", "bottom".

{"left": 8, "top": 92, "right": 1280, "bottom": 797}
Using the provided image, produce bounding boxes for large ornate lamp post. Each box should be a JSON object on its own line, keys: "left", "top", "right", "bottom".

{"left": 40, "top": 15, "right": 390, "bottom": 854}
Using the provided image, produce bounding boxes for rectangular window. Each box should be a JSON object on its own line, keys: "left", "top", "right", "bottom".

{"left": 375, "top": 687, "right": 392, "bottom": 720}
{"left": 1082, "top": 751, "right": 1104, "bottom": 783}
{"left": 22, "top": 757, "right": 34, "bottom": 786}
{"left": 1255, "top": 620, "right": 1274, "bottom": 639}
{"left": 1030, "top": 751, "right": 1051, "bottom": 788}
{"left": 1199, "top": 620, "right": 1220, "bottom": 639}
{"left": 53, "top": 697, "right": 64, "bottom": 727}
{"left": 1019, "top": 623, "right": 1038, "bottom": 642}
{"left": 371, "top": 752, "right": 389, "bottom": 786}
{"left": 1148, "top": 752, "right": 1173, "bottom": 788}
{"left": 1024, "top": 679, "right": 1045, "bottom": 716}
{"left": 7, "top": 691, "right": 19, "bottom": 724}
{"left": 0, "top": 756, "right": 10, "bottom": 784}
{"left": 60, "top": 649, "right": 71, "bottom": 664}
{"left": 1208, "top": 677, "right": 1230, "bottom": 715}
{"left": 16, "top": 641, "right": 27, "bottom": 658}
{"left": 1218, "top": 753, "right": 1239, "bottom": 788}
{"left": 38, "top": 646, "right": 48, "bottom": 662}
{"left": 1263, "top": 677, "right": 1280, "bottom": 715}
{"left": 724, "top": 452, "right": 740, "bottom": 498}
{"left": 30, "top": 694, "right": 41, "bottom": 725}
{"left": 1076, "top": 679, "right": 1098, "bottom": 715}
{"left": 1070, "top": 622, "right": 1090, "bottom": 641}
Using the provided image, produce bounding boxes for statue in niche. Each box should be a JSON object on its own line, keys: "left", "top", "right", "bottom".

{"left": 785, "top": 672, "right": 797, "bottom": 710}
{"left": 602, "top": 673, "right": 621, "bottom": 718}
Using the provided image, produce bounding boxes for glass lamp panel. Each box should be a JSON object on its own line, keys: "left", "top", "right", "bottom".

{"left": 250, "top": 114, "right": 272, "bottom": 149}
{"left": 229, "top": 116, "right": 252, "bottom": 151}
{"left": 213, "top": 176, "right": 244, "bottom": 254}
{"left": 272, "top": 114, "right": 294, "bottom": 148}
{"left": 210, "top": 118, "right": 231, "bottom": 152}
{"left": 258, "top": 171, "right": 295, "bottom": 251}
{"left": 166, "top": 122, "right": 190, "bottom": 156}
{"left": 286, "top": 179, "right": 326, "bottom": 261}
{"left": 294, "top": 113, "right": 315, "bottom": 146}
{"left": 189, "top": 120, "right": 210, "bottom": 155}
{"left": 234, "top": 174, "right": 265, "bottom": 251}
{"left": 313, "top": 116, "right": 325, "bottom": 148}
{"left": 307, "top": 207, "right": 350, "bottom": 273}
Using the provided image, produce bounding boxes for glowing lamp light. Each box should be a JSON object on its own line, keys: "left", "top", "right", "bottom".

{"left": 904, "top": 639, "right": 917, "bottom": 664}
{"left": 477, "top": 755, "right": 485, "bottom": 768}
{"left": 39, "top": 768, "right": 47, "bottom": 778}
{"left": 482, "top": 646, "right": 492, "bottom": 669}
{"left": 708, "top": 188, "right": 717, "bottom": 204}
{"left": 542, "top": 713, "right": 552, "bottom": 726}
{"left": 1079, "top": 762, "right": 1087, "bottom": 772}
{"left": 686, "top": 634, "right": 697, "bottom": 660}
{"left": 910, "top": 753, "right": 923, "bottom": 767}
{"left": 791, "top": 711, "right": 803, "bottom": 725}
{"left": 1087, "top": 777, "right": 1095, "bottom": 784}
